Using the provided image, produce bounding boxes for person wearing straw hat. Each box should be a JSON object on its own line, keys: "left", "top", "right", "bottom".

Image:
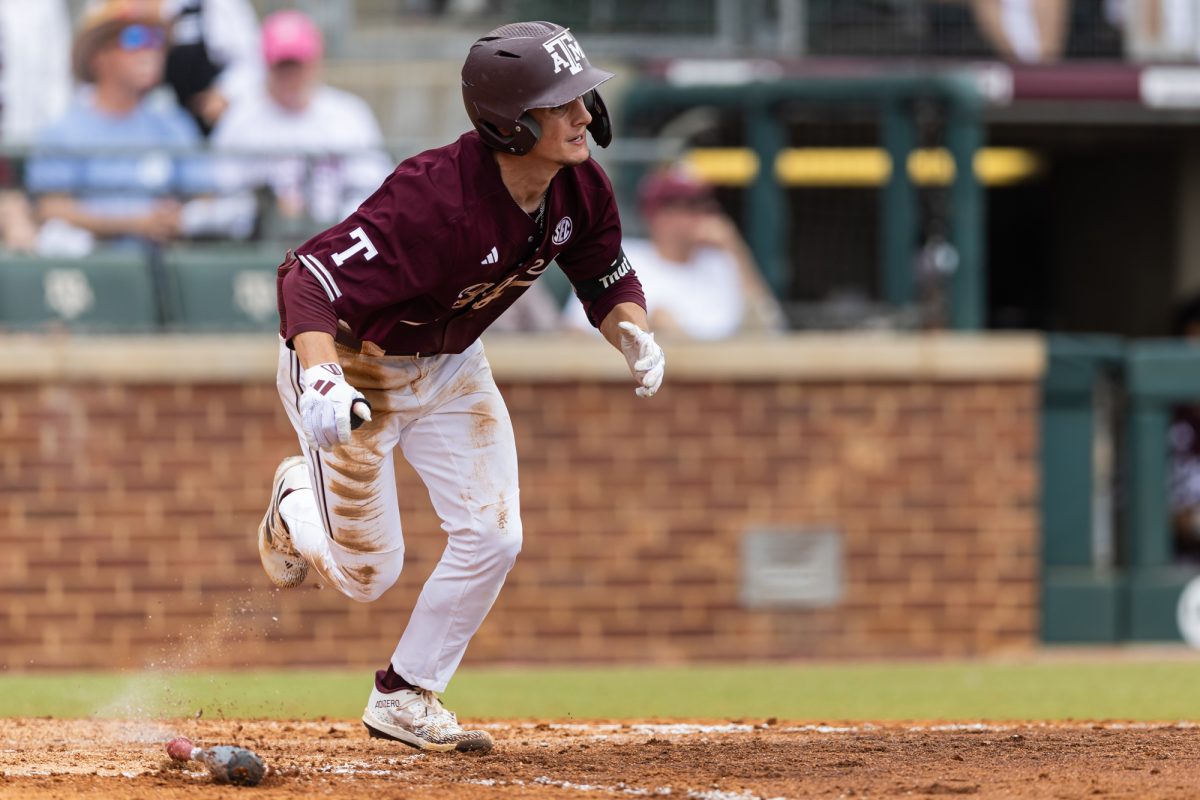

{"left": 26, "top": 0, "right": 210, "bottom": 249}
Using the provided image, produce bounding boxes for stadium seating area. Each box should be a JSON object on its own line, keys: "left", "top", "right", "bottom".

{"left": 0, "top": 245, "right": 582, "bottom": 333}
{"left": 0, "top": 248, "right": 284, "bottom": 333}
{"left": 19, "top": 1, "right": 1198, "bottom": 338}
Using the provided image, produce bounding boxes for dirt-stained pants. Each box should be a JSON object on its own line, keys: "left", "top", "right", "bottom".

{"left": 274, "top": 338, "right": 522, "bottom": 693}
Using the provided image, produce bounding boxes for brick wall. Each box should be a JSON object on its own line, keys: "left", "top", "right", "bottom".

{"left": 0, "top": 335, "right": 1043, "bottom": 671}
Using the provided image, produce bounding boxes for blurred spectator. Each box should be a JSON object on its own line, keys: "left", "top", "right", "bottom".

{"left": 969, "top": 0, "right": 1071, "bottom": 62}
{"left": 0, "top": 0, "right": 72, "bottom": 252}
{"left": 1118, "top": 0, "right": 1200, "bottom": 60}
{"left": 1169, "top": 293, "right": 1200, "bottom": 562}
{"left": 210, "top": 10, "right": 392, "bottom": 229}
{"left": 1, "top": 0, "right": 72, "bottom": 146}
{"left": 25, "top": 0, "right": 217, "bottom": 253}
{"left": 564, "top": 166, "right": 785, "bottom": 340}
{"left": 161, "top": 0, "right": 263, "bottom": 135}
{"left": 0, "top": 191, "right": 37, "bottom": 254}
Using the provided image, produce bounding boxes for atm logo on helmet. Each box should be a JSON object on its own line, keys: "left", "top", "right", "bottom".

{"left": 544, "top": 30, "right": 585, "bottom": 75}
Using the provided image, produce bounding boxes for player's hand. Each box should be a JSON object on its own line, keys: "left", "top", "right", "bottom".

{"left": 617, "top": 321, "right": 665, "bottom": 398}
{"left": 299, "top": 362, "right": 372, "bottom": 450}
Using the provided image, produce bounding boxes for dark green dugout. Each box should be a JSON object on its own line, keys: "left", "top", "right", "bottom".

{"left": 1123, "top": 341, "right": 1200, "bottom": 640}
{"left": 1040, "top": 334, "right": 1124, "bottom": 642}
{"left": 1042, "top": 338, "right": 1200, "bottom": 643}
{"left": 0, "top": 253, "right": 157, "bottom": 332}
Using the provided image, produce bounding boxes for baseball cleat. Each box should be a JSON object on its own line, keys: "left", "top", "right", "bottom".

{"left": 257, "top": 455, "right": 310, "bottom": 588}
{"left": 362, "top": 686, "right": 494, "bottom": 753}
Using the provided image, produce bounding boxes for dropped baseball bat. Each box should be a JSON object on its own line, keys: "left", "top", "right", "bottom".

{"left": 166, "top": 736, "right": 267, "bottom": 786}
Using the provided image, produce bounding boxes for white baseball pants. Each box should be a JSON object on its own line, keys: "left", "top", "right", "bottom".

{"left": 274, "top": 338, "right": 522, "bottom": 692}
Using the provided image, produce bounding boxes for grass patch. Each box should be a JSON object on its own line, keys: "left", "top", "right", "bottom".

{"left": 2, "top": 661, "right": 1199, "bottom": 721}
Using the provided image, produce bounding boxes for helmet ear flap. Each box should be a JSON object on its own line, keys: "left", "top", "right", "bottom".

{"left": 475, "top": 110, "right": 541, "bottom": 155}
{"left": 584, "top": 89, "right": 612, "bottom": 148}
{"left": 513, "top": 111, "right": 541, "bottom": 153}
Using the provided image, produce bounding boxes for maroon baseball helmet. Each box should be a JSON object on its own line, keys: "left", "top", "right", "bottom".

{"left": 462, "top": 21, "right": 613, "bottom": 155}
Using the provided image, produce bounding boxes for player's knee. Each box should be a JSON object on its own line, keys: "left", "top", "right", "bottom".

{"left": 479, "top": 505, "right": 522, "bottom": 568}
{"left": 349, "top": 584, "right": 388, "bottom": 603}
{"left": 494, "top": 530, "right": 523, "bottom": 568}
{"left": 344, "top": 548, "right": 404, "bottom": 603}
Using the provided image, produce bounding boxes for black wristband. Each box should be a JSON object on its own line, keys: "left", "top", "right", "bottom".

{"left": 572, "top": 248, "right": 635, "bottom": 302}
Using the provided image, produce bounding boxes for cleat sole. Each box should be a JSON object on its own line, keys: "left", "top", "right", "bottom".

{"left": 362, "top": 719, "right": 491, "bottom": 753}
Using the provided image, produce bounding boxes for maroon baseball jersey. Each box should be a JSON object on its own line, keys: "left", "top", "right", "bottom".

{"left": 277, "top": 131, "right": 644, "bottom": 355}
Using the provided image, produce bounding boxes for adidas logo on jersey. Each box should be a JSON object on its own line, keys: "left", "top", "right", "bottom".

{"left": 480, "top": 246, "right": 499, "bottom": 265}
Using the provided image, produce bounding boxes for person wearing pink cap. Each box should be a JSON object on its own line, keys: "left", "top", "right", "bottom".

{"left": 211, "top": 10, "right": 391, "bottom": 227}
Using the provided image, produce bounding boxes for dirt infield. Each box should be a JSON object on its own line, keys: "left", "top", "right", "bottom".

{"left": 2, "top": 718, "right": 1199, "bottom": 799}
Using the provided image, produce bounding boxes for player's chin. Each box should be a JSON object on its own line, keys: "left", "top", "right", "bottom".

{"left": 559, "top": 145, "right": 591, "bottom": 166}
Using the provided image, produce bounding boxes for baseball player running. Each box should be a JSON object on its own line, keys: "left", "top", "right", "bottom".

{"left": 258, "top": 21, "right": 664, "bottom": 753}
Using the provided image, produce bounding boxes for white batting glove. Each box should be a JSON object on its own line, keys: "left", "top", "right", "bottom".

{"left": 299, "top": 362, "right": 372, "bottom": 450}
{"left": 617, "top": 321, "right": 665, "bottom": 398}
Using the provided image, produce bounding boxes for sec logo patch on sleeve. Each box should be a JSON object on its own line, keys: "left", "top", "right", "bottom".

{"left": 552, "top": 217, "right": 573, "bottom": 245}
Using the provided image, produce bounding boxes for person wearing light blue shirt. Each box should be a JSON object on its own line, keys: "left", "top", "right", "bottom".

{"left": 26, "top": 2, "right": 215, "bottom": 250}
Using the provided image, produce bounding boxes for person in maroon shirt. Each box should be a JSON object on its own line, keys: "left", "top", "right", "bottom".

{"left": 256, "top": 21, "right": 664, "bottom": 753}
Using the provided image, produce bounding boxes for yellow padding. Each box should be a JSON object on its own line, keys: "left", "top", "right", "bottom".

{"left": 685, "top": 148, "right": 760, "bottom": 184}
{"left": 684, "top": 147, "right": 1043, "bottom": 188}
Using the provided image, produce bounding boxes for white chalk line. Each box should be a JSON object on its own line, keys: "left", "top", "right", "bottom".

{"left": 317, "top": 754, "right": 423, "bottom": 776}
{"left": 493, "top": 721, "right": 1200, "bottom": 737}
{"left": 467, "top": 777, "right": 786, "bottom": 800}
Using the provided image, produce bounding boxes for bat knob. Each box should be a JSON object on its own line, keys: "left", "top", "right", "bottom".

{"left": 350, "top": 397, "right": 373, "bottom": 430}
{"left": 165, "top": 736, "right": 194, "bottom": 762}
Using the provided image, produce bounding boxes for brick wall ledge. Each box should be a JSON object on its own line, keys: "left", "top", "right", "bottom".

{"left": 2, "top": 332, "right": 1045, "bottom": 383}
